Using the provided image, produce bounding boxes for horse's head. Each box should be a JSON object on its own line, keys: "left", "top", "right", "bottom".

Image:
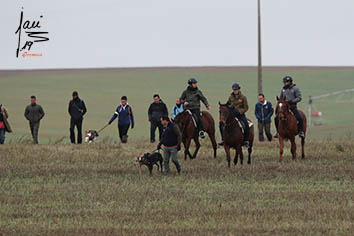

{"left": 218, "top": 102, "right": 232, "bottom": 125}
{"left": 276, "top": 96, "right": 290, "bottom": 121}
{"left": 174, "top": 110, "right": 190, "bottom": 128}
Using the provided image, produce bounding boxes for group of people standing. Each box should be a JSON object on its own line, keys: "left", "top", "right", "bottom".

{"left": 0, "top": 76, "right": 304, "bottom": 175}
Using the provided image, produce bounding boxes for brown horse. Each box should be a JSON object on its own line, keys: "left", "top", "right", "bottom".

{"left": 219, "top": 103, "right": 254, "bottom": 167}
{"left": 173, "top": 110, "right": 217, "bottom": 160}
{"left": 276, "top": 96, "right": 307, "bottom": 161}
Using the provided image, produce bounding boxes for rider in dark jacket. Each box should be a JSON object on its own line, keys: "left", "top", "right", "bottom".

{"left": 275, "top": 76, "right": 305, "bottom": 138}
{"left": 224, "top": 83, "right": 250, "bottom": 147}
{"left": 180, "top": 78, "right": 211, "bottom": 139}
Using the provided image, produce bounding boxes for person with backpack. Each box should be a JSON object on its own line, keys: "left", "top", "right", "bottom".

{"left": 108, "top": 96, "right": 134, "bottom": 143}
{"left": 68, "top": 91, "right": 87, "bottom": 144}
{"left": 0, "top": 104, "right": 12, "bottom": 144}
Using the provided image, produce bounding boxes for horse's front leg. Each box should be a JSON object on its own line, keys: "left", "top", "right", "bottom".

{"left": 290, "top": 137, "right": 297, "bottom": 161}
{"left": 301, "top": 137, "right": 305, "bottom": 159}
{"left": 279, "top": 136, "right": 284, "bottom": 162}
{"left": 191, "top": 137, "right": 201, "bottom": 159}
{"left": 247, "top": 145, "right": 252, "bottom": 165}
{"left": 239, "top": 146, "right": 244, "bottom": 165}
{"left": 224, "top": 145, "right": 231, "bottom": 168}
{"left": 234, "top": 146, "right": 240, "bottom": 165}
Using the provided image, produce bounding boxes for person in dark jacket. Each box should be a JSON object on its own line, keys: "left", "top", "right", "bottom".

{"left": 222, "top": 83, "right": 250, "bottom": 147}
{"left": 24, "top": 96, "right": 45, "bottom": 144}
{"left": 157, "top": 116, "right": 182, "bottom": 175}
{"left": 108, "top": 96, "right": 134, "bottom": 143}
{"left": 0, "top": 104, "right": 12, "bottom": 144}
{"left": 68, "top": 91, "right": 87, "bottom": 144}
{"left": 180, "top": 78, "right": 211, "bottom": 139}
{"left": 148, "top": 94, "right": 168, "bottom": 143}
{"left": 255, "top": 93, "right": 273, "bottom": 142}
{"left": 275, "top": 76, "right": 304, "bottom": 138}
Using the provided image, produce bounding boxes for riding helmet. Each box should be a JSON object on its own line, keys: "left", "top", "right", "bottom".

{"left": 232, "top": 83, "right": 241, "bottom": 90}
{"left": 283, "top": 76, "right": 293, "bottom": 83}
{"left": 188, "top": 77, "right": 198, "bottom": 84}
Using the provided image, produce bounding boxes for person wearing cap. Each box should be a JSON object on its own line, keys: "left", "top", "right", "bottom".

{"left": 68, "top": 91, "right": 87, "bottom": 144}
{"left": 222, "top": 83, "right": 250, "bottom": 147}
{"left": 24, "top": 95, "right": 45, "bottom": 144}
{"left": 275, "top": 76, "right": 304, "bottom": 138}
{"left": 180, "top": 77, "right": 211, "bottom": 139}
{"left": 108, "top": 96, "right": 134, "bottom": 143}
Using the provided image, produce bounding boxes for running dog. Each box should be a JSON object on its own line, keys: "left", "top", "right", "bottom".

{"left": 134, "top": 152, "right": 163, "bottom": 175}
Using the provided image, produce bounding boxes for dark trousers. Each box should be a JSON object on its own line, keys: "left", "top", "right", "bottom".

{"left": 190, "top": 108, "right": 204, "bottom": 132}
{"left": 275, "top": 105, "right": 303, "bottom": 133}
{"left": 258, "top": 122, "right": 272, "bottom": 142}
{"left": 118, "top": 124, "right": 130, "bottom": 143}
{"left": 150, "top": 120, "right": 163, "bottom": 142}
{"left": 231, "top": 108, "right": 250, "bottom": 141}
{"left": 70, "top": 118, "right": 83, "bottom": 144}
{"left": 30, "top": 122, "right": 40, "bottom": 144}
{"left": 0, "top": 128, "right": 5, "bottom": 144}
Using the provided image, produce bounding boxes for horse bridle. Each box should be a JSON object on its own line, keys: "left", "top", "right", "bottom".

{"left": 277, "top": 103, "right": 288, "bottom": 121}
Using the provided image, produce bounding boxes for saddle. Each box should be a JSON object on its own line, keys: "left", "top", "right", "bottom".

{"left": 186, "top": 110, "right": 202, "bottom": 128}
{"left": 235, "top": 117, "right": 253, "bottom": 134}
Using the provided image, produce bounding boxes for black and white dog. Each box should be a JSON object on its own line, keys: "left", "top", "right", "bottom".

{"left": 134, "top": 152, "right": 163, "bottom": 175}
{"left": 85, "top": 130, "right": 99, "bottom": 143}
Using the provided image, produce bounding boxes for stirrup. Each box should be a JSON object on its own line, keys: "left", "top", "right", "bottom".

{"left": 199, "top": 131, "right": 206, "bottom": 139}
{"left": 299, "top": 131, "right": 305, "bottom": 138}
{"left": 243, "top": 141, "right": 250, "bottom": 148}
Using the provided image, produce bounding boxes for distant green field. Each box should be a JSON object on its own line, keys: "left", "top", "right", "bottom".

{"left": 1, "top": 67, "right": 354, "bottom": 143}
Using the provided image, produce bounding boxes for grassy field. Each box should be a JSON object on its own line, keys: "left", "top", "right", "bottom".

{"left": 0, "top": 140, "right": 353, "bottom": 235}
{"left": 1, "top": 67, "right": 354, "bottom": 143}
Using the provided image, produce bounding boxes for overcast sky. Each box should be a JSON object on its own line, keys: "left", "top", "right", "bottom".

{"left": 1, "top": 0, "right": 354, "bottom": 69}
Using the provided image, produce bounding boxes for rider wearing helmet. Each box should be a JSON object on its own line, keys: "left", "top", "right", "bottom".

{"left": 275, "top": 76, "right": 304, "bottom": 138}
{"left": 225, "top": 83, "right": 250, "bottom": 147}
{"left": 180, "top": 78, "right": 211, "bottom": 139}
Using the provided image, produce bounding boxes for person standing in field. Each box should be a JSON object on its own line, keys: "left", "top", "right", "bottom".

{"left": 108, "top": 96, "right": 134, "bottom": 143}
{"left": 148, "top": 94, "right": 168, "bottom": 143}
{"left": 171, "top": 98, "right": 184, "bottom": 121}
{"left": 0, "top": 104, "right": 12, "bottom": 144}
{"left": 254, "top": 93, "right": 274, "bottom": 142}
{"left": 180, "top": 78, "right": 211, "bottom": 139}
{"left": 68, "top": 91, "right": 87, "bottom": 144}
{"left": 24, "top": 96, "right": 45, "bottom": 144}
{"left": 157, "top": 116, "right": 182, "bottom": 175}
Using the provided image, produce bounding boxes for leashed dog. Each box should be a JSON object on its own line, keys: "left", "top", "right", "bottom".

{"left": 85, "top": 130, "right": 99, "bottom": 143}
{"left": 134, "top": 152, "right": 163, "bottom": 175}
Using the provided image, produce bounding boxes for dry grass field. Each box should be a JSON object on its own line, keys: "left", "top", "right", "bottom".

{"left": 0, "top": 139, "right": 353, "bottom": 235}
